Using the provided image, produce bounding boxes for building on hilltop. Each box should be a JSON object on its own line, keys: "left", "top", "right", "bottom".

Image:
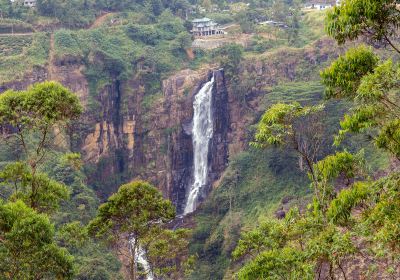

{"left": 23, "top": 0, "right": 36, "bottom": 7}
{"left": 258, "top": 20, "right": 289, "bottom": 28}
{"left": 10, "top": 0, "right": 36, "bottom": 7}
{"left": 191, "top": 18, "right": 225, "bottom": 37}
{"left": 304, "top": 1, "right": 334, "bottom": 10}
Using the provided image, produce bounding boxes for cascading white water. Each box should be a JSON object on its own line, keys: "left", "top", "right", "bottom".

{"left": 184, "top": 75, "right": 215, "bottom": 215}
{"left": 130, "top": 238, "right": 154, "bottom": 280}
{"left": 136, "top": 246, "right": 153, "bottom": 280}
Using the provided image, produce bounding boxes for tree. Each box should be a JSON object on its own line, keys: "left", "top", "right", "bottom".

{"left": 323, "top": 4, "right": 400, "bottom": 260}
{"left": 0, "top": 0, "right": 12, "bottom": 18}
{"left": 88, "top": 180, "right": 175, "bottom": 280}
{"left": 0, "top": 81, "right": 82, "bottom": 211}
{"left": 0, "top": 200, "right": 74, "bottom": 279}
{"left": 143, "top": 228, "right": 195, "bottom": 279}
{"left": 214, "top": 44, "right": 243, "bottom": 82}
{"left": 252, "top": 102, "right": 325, "bottom": 186}
{"left": 321, "top": 49, "right": 400, "bottom": 159}
{"left": 0, "top": 162, "right": 69, "bottom": 213}
{"left": 325, "top": 0, "right": 400, "bottom": 52}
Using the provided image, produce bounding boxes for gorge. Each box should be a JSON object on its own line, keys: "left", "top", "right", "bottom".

{"left": 0, "top": 1, "right": 399, "bottom": 278}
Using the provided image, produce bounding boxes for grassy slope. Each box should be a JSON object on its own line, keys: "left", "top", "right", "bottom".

{"left": 0, "top": 33, "right": 49, "bottom": 83}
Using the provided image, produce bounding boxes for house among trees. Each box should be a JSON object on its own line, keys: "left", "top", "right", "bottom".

{"left": 191, "top": 18, "right": 225, "bottom": 37}
{"left": 259, "top": 20, "right": 289, "bottom": 28}
{"left": 304, "top": 2, "right": 333, "bottom": 10}
{"left": 10, "top": 0, "right": 36, "bottom": 7}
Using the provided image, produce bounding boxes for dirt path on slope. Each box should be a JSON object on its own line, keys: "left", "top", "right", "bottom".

{"left": 0, "top": 33, "right": 34, "bottom": 36}
{"left": 47, "top": 33, "right": 55, "bottom": 80}
{"left": 89, "top": 12, "right": 115, "bottom": 29}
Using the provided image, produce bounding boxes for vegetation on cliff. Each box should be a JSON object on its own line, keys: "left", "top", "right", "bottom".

{"left": 222, "top": 0, "right": 400, "bottom": 279}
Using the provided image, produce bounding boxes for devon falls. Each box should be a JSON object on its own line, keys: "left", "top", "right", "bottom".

{"left": 184, "top": 75, "right": 215, "bottom": 214}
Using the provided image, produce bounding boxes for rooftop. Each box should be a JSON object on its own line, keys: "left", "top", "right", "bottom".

{"left": 192, "top": 18, "right": 212, "bottom": 23}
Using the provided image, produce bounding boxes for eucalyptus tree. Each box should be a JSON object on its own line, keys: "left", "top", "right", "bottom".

{"left": 252, "top": 102, "right": 325, "bottom": 187}
{"left": 88, "top": 180, "right": 176, "bottom": 280}
{"left": 0, "top": 81, "right": 82, "bottom": 212}
{"left": 0, "top": 200, "right": 74, "bottom": 279}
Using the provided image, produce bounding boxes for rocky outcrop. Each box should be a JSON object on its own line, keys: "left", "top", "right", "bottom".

{"left": 209, "top": 69, "right": 229, "bottom": 190}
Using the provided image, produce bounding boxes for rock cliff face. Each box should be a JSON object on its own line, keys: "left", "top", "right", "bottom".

{"left": 126, "top": 68, "right": 230, "bottom": 213}
{"left": 0, "top": 37, "right": 338, "bottom": 212}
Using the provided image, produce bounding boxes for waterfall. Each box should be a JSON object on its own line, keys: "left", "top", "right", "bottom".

{"left": 184, "top": 75, "right": 215, "bottom": 215}
{"left": 130, "top": 238, "right": 154, "bottom": 280}
{"left": 136, "top": 246, "right": 153, "bottom": 280}
{"left": 126, "top": 74, "right": 216, "bottom": 278}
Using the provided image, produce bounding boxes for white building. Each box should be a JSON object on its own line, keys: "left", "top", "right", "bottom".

{"left": 191, "top": 18, "right": 225, "bottom": 37}
{"left": 10, "top": 0, "right": 36, "bottom": 7}
{"left": 304, "top": 3, "right": 333, "bottom": 10}
{"left": 23, "top": 0, "right": 36, "bottom": 7}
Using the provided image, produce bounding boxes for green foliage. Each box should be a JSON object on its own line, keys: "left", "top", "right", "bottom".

{"left": 189, "top": 147, "right": 309, "bottom": 279}
{"left": 0, "top": 81, "right": 82, "bottom": 211}
{"left": 213, "top": 43, "right": 243, "bottom": 82}
{"left": 252, "top": 102, "right": 324, "bottom": 147}
{"left": 322, "top": 52, "right": 400, "bottom": 158}
{"left": 363, "top": 172, "right": 400, "bottom": 255}
{"left": 320, "top": 46, "right": 379, "bottom": 99}
{"left": 0, "top": 163, "right": 70, "bottom": 213}
{"left": 0, "top": 35, "right": 32, "bottom": 56}
{"left": 232, "top": 148, "right": 368, "bottom": 279}
{"left": 0, "top": 18, "right": 34, "bottom": 33}
{"left": 88, "top": 180, "right": 175, "bottom": 240}
{"left": 57, "top": 222, "right": 123, "bottom": 279}
{"left": 144, "top": 228, "right": 194, "bottom": 279}
{"left": 237, "top": 247, "right": 313, "bottom": 280}
{"left": 232, "top": 0, "right": 400, "bottom": 275}
{"left": 327, "top": 181, "right": 371, "bottom": 225}
{"left": 0, "top": 81, "right": 82, "bottom": 130}
{"left": 232, "top": 219, "right": 286, "bottom": 260}
{"left": 314, "top": 150, "right": 365, "bottom": 182}
{"left": 325, "top": 0, "right": 400, "bottom": 47}
{"left": 0, "top": 200, "right": 74, "bottom": 279}
{"left": 88, "top": 180, "right": 176, "bottom": 280}
{"left": 0, "top": 32, "right": 50, "bottom": 83}
{"left": 0, "top": 81, "right": 82, "bottom": 163}
{"left": 0, "top": 82, "right": 122, "bottom": 279}
{"left": 312, "top": 150, "right": 366, "bottom": 214}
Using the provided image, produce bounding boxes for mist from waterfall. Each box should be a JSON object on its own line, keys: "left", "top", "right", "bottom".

{"left": 184, "top": 75, "right": 215, "bottom": 215}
